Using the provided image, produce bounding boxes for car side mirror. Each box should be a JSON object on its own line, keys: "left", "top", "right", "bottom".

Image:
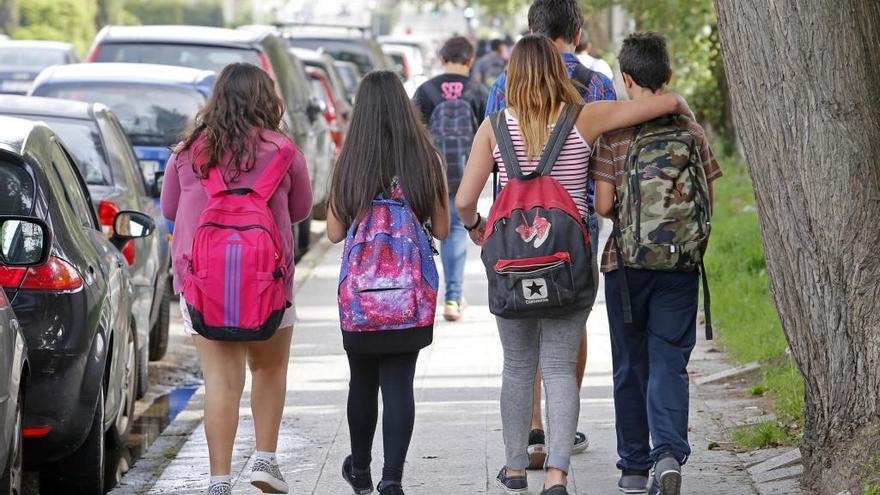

{"left": 112, "top": 211, "right": 155, "bottom": 244}
{"left": 307, "top": 96, "right": 325, "bottom": 123}
{"left": 0, "top": 216, "right": 51, "bottom": 266}
{"left": 152, "top": 170, "right": 165, "bottom": 197}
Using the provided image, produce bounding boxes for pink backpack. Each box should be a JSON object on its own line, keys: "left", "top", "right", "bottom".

{"left": 182, "top": 144, "right": 293, "bottom": 341}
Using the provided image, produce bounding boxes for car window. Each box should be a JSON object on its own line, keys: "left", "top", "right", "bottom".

{"left": 0, "top": 46, "right": 67, "bottom": 68}
{"left": 0, "top": 160, "right": 35, "bottom": 215}
{"left": 97, "top": 113, "right": 147, "bottom": 197}
{"left": 95, "top": 42, "right": 262, "bottom": 73}
{"left": 288, "top": 39, "right": 375, "bottom": 75}
{"left": 263, "top": 38, "right": 304, "bottom": 110}
{"left": 37, "top": 83, "right": 204, "bottom": 147}
{"left": 16, "top": 115, "right": 113, "bottom": 186}
{"left": 49, "top": 141, "right": 97, "bottom": 229}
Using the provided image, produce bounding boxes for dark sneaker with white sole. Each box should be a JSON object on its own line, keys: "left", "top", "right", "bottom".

{"left": 342, "top": 455, "right": 373, "bottom": 495}
{"left": 618, "top": 469, "right": 650, "bottom": 494}
{"left": 527, "top": 428, "right": 547, "bottom": 469}
{"left": 540, "top": 485, "right": 570, "bottom": 495}
{"left": 648, "top": 457, "right": 681, "bottom": 495}
{"left": 250, "top": 458, "right": 288, "bottom": 493}
{"left": 572, "top": 431, "right": 590, "bottom": 453}
{"left": 377, "top": 481, "right": 405, "bottom": 495}
{"left": 496, "top": 467, "right": 529, "bottom": 494}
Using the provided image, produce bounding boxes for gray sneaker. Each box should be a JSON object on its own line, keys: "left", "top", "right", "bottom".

{"left": 495, "top": 467, "right": 529, "bottom": 494}
{"left": 208, "top": 481, "right": 232, "bottom": 495}
{"left": 618, "top": 470, "right": 649, "bottom": 494}
{"left": 250, "top": 457, "right": 289, "bottom": 493}
{"left": 648, "top": 457, "right": 681, "bottom": 495}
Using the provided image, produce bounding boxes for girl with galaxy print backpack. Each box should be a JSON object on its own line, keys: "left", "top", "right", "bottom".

{"left": 326, "top": 71, "right": 450, "bottom": 495}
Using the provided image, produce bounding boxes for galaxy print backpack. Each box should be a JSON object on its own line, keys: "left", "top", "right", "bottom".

{"left": 338, "top": 182, "right": 439, "bottom": 332}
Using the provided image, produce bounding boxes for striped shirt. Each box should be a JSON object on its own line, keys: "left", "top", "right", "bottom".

{"left": 590, "top": 118, "right": 723, "bottom": 273}
{"left": 493, "top": 110, "right": 592, "bottom": 218}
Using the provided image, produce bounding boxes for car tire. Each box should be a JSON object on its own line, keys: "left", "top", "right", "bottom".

{"left": 40, "top": 388, "right": 105, "bottom": 495}
{"left": 108, "top": 322, "right": 137, "bottom": 447}
{"left": 0, "top": 386, "right": 23, "bottom": 495}
{"left": 149, "top": 283, "right": 171, "bottom": 362}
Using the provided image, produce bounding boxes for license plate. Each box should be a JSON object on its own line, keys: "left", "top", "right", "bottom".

{"left": 1, "top": 80, "right": 32, "bottom": 93}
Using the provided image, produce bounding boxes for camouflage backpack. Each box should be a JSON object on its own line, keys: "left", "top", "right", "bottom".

{"left": 612, "top": 115, "right": 714, "bottom": 338}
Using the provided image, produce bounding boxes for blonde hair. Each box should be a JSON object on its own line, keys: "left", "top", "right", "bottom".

{"left": 505, "top": 35, "right": 584, "bottom": 159}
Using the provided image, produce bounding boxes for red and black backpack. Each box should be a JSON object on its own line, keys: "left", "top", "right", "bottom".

{"left": 481, "top": 105, "right": 597, "bottom": 319}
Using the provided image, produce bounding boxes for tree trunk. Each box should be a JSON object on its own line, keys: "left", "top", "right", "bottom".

{"left": 0, "top": 0, "right": 17, "bottom": 34}
{"left": 713, "top": 1, "right": 880, "bottom": 493}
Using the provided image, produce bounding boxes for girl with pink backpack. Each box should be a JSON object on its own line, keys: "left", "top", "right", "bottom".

{"left": 161, "top": 63, "right": 312, "bottom": 495}
{"left": 326, "top": 71, "right": 450, "bottom": 495}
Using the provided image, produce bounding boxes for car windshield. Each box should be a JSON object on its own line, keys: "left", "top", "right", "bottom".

{"left": 0, "top": 46, "right": 66, "bottom": 68}
{"left": 40, "top": 84, "right": 204, "bottom": 147}
{"left": 289, "top": 39, "right": 374, "bottom": 75}
{"left": 0, "top": 160, "right": 34, "bottom": 216}
{"left": 95, "top": 42, "right": 262, "bottom": 73}
{"left": 27, "top": 116, "right": 112, "bottom": 186}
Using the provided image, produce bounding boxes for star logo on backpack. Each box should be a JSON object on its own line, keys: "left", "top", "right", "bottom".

{"left": 522, "top": 278, "right": 548, "bottom": 301}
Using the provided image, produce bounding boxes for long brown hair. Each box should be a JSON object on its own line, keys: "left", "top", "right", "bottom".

{"left": 330, "top": 71, "right": 446, "bottom": 228}
{"left": 506, "top": 35, "right": 583, "bottom": 159}
{"left": 179, "top": 63, "right": 285, "bottom": 181}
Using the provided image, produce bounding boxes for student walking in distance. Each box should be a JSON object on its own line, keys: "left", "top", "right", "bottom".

{"left": 327, "top": 71, "right": 450, "bottom": 495}
{"left": 456, "top": 35, "right": 693, "bottom": 495}
{"left": 591, "top": 32, "right": 722, "bottom": 495}
{"left": 485, "top": 0, "right": 617, "bottom": 468}
{"left": 473, "top": 39, "right": 508, "bottom": 87}
{"left": 161, "top": 63, "right": 312, "bottom": 495}
{"left": 413, "top": 36, "right": 488, "bottom": 322}
{"left": 576, "top": 29, "right": 614, "bottom": 80}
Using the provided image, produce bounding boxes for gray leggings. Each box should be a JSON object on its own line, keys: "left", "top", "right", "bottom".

{"left": 497, "top": 310, "right": 590, "bottom": 472}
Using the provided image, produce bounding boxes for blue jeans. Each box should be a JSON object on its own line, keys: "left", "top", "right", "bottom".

{"left": 605, "top": 268, "right": 698, "bottom": 471}
{"left": 440, "top": 201, "right": 467, "bottom": 303}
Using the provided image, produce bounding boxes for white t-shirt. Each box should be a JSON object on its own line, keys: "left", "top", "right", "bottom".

{"left": 577, "top": 53, "right": 614, "bottom": 80}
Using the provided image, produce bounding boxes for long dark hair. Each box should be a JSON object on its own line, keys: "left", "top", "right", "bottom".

{"left": 330, "top": 71, "right": 446, "bottom": 227}
{"left": 179, "top": 63, "right": 285, "bottom": 181}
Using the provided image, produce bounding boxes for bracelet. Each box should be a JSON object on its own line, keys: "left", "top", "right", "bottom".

{"left": 464, "top": 212, "right": 482, "bottom": 232}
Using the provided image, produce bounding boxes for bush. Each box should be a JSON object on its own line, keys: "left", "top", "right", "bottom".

{"left": 124, "top": 0, "right": 223, "bottom": 27}
{"left": 15, "top": 0, "right": 97, "bottom": 52}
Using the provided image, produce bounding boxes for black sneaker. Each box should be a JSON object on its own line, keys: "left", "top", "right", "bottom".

{"left": 342, "top": 455, "right": 373, "bottom": 495}
{"left": 648, "top": 457, "right": 681, "bottom": 495}
{"left": 377, "top": 481, "right": 405, "bottom": 495}
{"left": 572, "top": 431, "right": 590, "bottom": 453}
{"left": 495, "top": 467, "right": 528, "bottom": 494}
{"left": 618, "top": 469, "right": 650, "bottom": 494}
{"left": 540, "top": 485, "right": 569, "bottom": 495}
{"left": 527, "top": 428, "right": 547, "bottom": 470}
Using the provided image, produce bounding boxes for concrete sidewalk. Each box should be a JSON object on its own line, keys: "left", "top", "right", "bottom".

{"left": 113, "top": 217, "right": 757, "bottom": 495}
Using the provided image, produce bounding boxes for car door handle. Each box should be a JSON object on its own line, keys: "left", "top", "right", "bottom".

{"left": 85, "top": 266, "right": 96, "bottom": 286}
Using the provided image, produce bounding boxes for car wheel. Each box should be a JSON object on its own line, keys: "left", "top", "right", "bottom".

{"left": 109, "top": 323, "right": 137, "bottom": 447}
{"left": 0, "top": 386, "right": 23, "bottom": 495}
{"left": 40, "top": 389, "right": 105, "bottom": 495}
{"left": 149, "top": 283, "right": 171, "bottom": 361}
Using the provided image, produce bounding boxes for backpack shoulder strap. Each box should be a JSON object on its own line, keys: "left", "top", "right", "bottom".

{"left": 535, "top": 104, "right": 582, "bottom": 176}
{"left": 202, "top": 166, "right": 228, "bottom": 197}
{"left": 252, "top": 143, "right": 295, "bottom": 200}
{"left": 570, "top": 63, "right": 597, "bottom": 99}
{"left": 489, "top": 110, "right": 525, "bottom": 180}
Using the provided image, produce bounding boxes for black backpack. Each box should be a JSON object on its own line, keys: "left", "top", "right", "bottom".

{"left": 423, "top": 81, "right": 480, "bottom": 196}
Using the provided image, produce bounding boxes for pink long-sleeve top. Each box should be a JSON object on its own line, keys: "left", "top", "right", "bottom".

{"left": 161, "top": 130, "right": 312, "bottom": 303}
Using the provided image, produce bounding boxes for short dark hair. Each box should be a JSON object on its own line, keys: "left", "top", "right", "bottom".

{"left": 490, "top": 39, "right": 504, "bottom": 52}
{"left": 440, "top": 36, "right": 475, "bottom": 64}
{"left": 527, "top": 0, "right": 583, "bottom": 44}
{"left": 618, "top": 32, "right": 671, "bottom": 91}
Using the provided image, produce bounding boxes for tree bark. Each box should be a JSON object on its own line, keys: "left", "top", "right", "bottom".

{"left": 714, "top": 1, "right": 880, "bottom": 493}
{"left": 0, "top": 0, "right": 17, "bottom": 34}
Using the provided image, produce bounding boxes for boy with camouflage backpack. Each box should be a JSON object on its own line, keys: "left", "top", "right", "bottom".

{"left": 591, "top": 32, "right": 723, "bottom": 495}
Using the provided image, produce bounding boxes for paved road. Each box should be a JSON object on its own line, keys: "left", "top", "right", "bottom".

{"left": 112, "top": 212, "right": 758, "bottom": 495}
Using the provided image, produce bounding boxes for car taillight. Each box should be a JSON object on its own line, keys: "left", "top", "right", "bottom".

{"left": 86, "top": 45, "right": 99, "bottom": 62}
{"left": 98, "top": 200, "right": 136, "bottom": 265}
{"left": 19, "top": 257, "right": 83, "bottom": 291}
{"left": 0, "top": 266, "right": 27, "bottom": 288}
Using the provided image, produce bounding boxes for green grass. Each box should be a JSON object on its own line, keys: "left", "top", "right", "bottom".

{"left": 731, "top": 421, "right": 793, "bottom": 450}
{"left": 704, "top": 156, "right": 805, "bottom": 448}
{"left": 864, "top": 456, "right": 880, "bottom": 495}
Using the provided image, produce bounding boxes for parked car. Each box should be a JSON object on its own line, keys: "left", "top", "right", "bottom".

{"left": 381, "top": 44, "right": 418, "bottom": 96}
{"left": 282, "top": 24, "right": 395, "bottom": 76}
{"left": 29, "top": 63, "right": 213, "bottom": 217}
{"left": 334, "top": 60, "right": 363, "bottom": 102}
{"left": 0, "top": 40, "right": 78, "bottom": 95}
{"left": 290, "top": 46, "right": 355, "bottom": 109}
{"left": 377, "top": 36, "right": 436, "bottom": 76}
{"left": 305, "top": 67, "right": 349, "bottom": 154}
{"left": 0, "top": 117, "right": 154, "bottom": 493}
{"left": 0, "top": 216, "right": 51, "bottom": 495}
{"left": 87, "top": 25, "right": 332, "bottom": 252}
{"left": 0, "top": 95, "right": 174, "bottom": 384}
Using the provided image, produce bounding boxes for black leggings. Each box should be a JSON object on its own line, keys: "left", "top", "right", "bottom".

{"left": 347, "top": 351, "right": 420, "bottom": 484}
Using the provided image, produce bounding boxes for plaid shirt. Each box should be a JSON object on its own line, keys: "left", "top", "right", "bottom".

{"left": 485, "top": 52, "right": 617, "bottom": 223}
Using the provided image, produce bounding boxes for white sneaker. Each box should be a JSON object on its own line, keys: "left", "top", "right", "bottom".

{"left": 250, "top": 457, "right": 289, "bottom": 494}
{"left": 208, "top": 481, "right": 232, "bottom": 495}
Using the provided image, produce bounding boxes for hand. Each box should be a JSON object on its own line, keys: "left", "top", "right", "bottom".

{"left": 468, "top": 217, "right": 487, "bottom": 246}
{"left": 673, "top": 93, "right": 696, "bottom": 120}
